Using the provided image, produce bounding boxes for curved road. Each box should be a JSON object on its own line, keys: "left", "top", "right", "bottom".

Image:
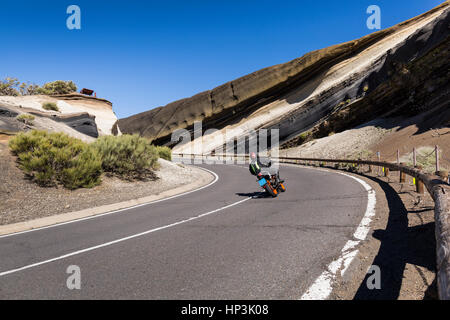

{"left": 0, "top": 164, "right": 369, "bottom": 299}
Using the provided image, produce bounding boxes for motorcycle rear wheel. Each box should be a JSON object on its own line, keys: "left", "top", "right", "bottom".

{"left": 264, "top": 184, "right": 278, "bottom": 197}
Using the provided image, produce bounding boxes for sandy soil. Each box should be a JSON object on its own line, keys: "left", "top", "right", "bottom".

{"left": 0, "top": 139, "right": 203, "bottom": 225}
{"left": 370, "top": 124, "right": 450, "bottom": 172}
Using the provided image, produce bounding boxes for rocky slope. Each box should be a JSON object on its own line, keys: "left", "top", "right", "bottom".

{"left": 119, "top": 1, "right": 449, "bottom": 155}
{"left": 0, "top": 93, "right": 121, "bottom": 140}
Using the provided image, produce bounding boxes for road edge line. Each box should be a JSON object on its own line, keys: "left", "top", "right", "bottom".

{"left": 298, "top": 168, "right": 377, "bottom": 300}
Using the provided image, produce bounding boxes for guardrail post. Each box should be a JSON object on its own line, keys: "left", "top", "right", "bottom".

{"left": 400, "top": 163, "right": 406, "bottom": 183}
{"left": 384, "top": 167, "right": 389, "bottom": 177}
{"left": 377, "top": 151, "right": 381, "bottom": 175}
{"left": 416, "top": 179, "right": 424, "bottom": 194}
{"left": 414, "top": 165, "right": 424, "bottom": 194}
{"left": 436, "top": 170, "right": 449, "bottom": 184}
{"left": 436, "top": 145, "right": 440, "bottom": 173}
{"left": 400, "top": 171, "right": 406, "bottom": 183}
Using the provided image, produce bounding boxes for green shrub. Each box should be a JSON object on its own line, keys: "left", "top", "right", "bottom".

{"left": 16, "top": 114, "right": 35, "bottom": 125}
{"left": 41, "top": 80, "right": 77, "bottom": 95}
{"left": 92, "top": 134, "right": 159, "bottom": 180}
{"left": 59, "top": 145, "right": 103, "bottom": 189}
{"left": 298, "top": 131, "right": 312, "bottom": 144}
{"left": 9, "top": 130, "right": 102, "bottom": 189}
{"left": 156, "top": 146, "right": 172, "bottom": 161}
{"left": 42, "top": 102, "right": 59, "bottom": 111}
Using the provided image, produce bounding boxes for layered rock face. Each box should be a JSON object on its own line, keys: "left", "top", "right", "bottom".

{"left": 0, "top": 93, "right": 121, "bottom": 140}
{"left": 119, "top": 2, "right": 449, "bottom": 154}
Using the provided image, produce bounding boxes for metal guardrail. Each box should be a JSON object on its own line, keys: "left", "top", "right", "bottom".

{"left": 173, "top": 152, "right": 450, "bottom": 300}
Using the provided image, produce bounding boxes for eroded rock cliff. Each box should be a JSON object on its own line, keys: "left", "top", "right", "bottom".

{"left": 0, "top": 93, "right": 121, "bottom": 140}
{"left": 119, "top": 2, "right": 449, "bottom": 154}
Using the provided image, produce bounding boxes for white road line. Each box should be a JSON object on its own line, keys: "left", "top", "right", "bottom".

{"left": 0, "top": 167, "right": 219, "bottom": 239}
{"left": 216, "top": 161, "right": 377, "bottom": 299}
{"left": 300, "top": 171, "right": 377, "bottom": 300}
{"left": 0, "top": 196, "right": 253, "bottom": 277}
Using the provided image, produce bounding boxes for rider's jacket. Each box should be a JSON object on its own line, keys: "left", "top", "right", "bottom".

{"left": 249, "top": 157, "right": 271, "bottom": 176}
{"left": 249, "top": 161, "right": 261, "bottom": 176}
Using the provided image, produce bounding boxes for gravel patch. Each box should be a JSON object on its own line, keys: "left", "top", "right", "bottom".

{"left": 283, "top": 119, "right": 395, "bottom": 159}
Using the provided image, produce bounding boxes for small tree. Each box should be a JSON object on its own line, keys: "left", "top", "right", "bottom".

{"left": 0, "top": 78, "right": 78, "bottom": 96}
{"left": 24, "top": 83, "right": 45, "bottom": 95}
{"left": 41, "top": 80, "right": 77, "bottom": 95}
{"left": 0, "top": 77, "right": 20, "bottom": 96}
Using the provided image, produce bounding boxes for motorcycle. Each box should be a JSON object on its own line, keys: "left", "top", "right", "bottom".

{"left": 256, "top": 170, "right": 286, "bottom": 197}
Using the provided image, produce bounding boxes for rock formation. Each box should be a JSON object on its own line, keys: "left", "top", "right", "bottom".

{"left": 119, "top": 2, "right": 449, "bottom": 154}
{"left": 0, "top": 93, "right": 121, "bottom": 141}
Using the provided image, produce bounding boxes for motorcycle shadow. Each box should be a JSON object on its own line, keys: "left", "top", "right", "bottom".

{"left": 235, "top": 192, "right": 272, "bottom": 199}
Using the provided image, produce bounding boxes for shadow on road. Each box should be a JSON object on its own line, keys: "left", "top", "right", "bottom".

{"left": 352, "top": 175, "right": 436, "bottom": 300}
{"left": 235, "top": 192, "right": 270, "bottom": 199}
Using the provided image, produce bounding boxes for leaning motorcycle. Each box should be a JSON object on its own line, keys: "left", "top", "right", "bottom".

{"left": 256, "top": 171, "right": 286, "bottom": 197}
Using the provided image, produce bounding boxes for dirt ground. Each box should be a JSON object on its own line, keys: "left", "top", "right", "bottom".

{"left": 370, "top": 116, "right": 450, "bottom": 171}
{"left": 0, "top": 133, "right": 10, "bottom": 143}
{"left": 0, "top": 136, "right": 205, "bottom": 225}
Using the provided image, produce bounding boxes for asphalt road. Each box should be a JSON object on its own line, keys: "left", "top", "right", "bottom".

{"left": 0, "top": 164, "right": 368, "bottom": 299}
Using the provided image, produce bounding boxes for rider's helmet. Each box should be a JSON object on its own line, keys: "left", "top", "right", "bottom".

{"left": 250, "top": 152, "right": 256, "bottom": 161}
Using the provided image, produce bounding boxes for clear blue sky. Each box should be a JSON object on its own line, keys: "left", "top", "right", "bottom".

{"left": 0, "top": 0, "right": 444, "bottom": 118}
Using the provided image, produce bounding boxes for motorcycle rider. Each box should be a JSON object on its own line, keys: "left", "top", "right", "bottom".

{"left": 249, "top": 152, "right": 273, "bottom": 176}
{"left": 249, "top": 152, "right": 286, "bottom": 195}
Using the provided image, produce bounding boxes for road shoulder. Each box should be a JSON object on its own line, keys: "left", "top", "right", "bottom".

{"left": 289, "top": 164, "right": 437, "bottom": 300}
